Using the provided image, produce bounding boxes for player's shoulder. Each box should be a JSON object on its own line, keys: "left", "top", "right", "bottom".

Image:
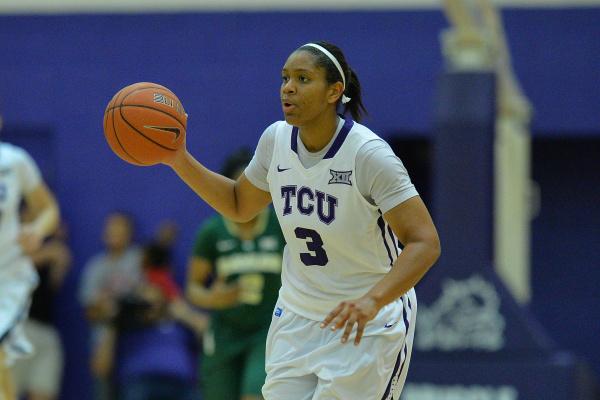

{"left": 343, "top": 120, "right": 388, "bottom": 160}
{"left": 256, "top": 121, "right": 293, "bottom": 155}
{"left": 0, "top": 142, "right": 29, "bottom": 162}
{"left": 350, "top": 120, "right": 383, "bottom": 142}
{"left": 262, "top": 120, "right": 291, "bottom": 138}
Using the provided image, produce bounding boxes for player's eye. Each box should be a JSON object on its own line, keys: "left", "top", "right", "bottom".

{"left": 299, "top": 75, "right": 309, "bottom": 83}
{"left": 281, "top": 75, "right": 290, "bottom": 83}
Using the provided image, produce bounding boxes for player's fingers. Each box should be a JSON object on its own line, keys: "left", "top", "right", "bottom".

{"left": 354, "top": 321, "right": 366, "bottom": 346}
{"left": 341, "top": 316, "right": 357, "bottom": 344}
{"left": 331, "top": 308, "right": 351, "bottom": 331}
{"left": 320, "top": 302, "right": 345, "bottom": 328}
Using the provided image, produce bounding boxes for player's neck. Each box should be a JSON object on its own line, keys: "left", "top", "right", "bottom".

{"left": 299, "top": 113, "right": 339, "bottom": 153}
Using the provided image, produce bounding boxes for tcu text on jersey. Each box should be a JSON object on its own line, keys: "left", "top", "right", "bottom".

{"left": 280, "top": 185, "right": 338, "bottom": 225}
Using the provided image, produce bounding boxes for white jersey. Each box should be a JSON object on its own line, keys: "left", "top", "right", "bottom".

{"left": 0, "top": 142, "right": 41, "bottom": 267}
{"left": 0, "top": 142, "right": 41, "bottom": 364}
{"left": 267, "top": 118, "right": 403, "bottom": 320}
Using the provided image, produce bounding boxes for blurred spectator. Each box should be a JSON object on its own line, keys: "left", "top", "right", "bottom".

{"left": 78, "top": 211, "right": 142, "bottom": 400}
{"left": 93, "top": 239, "right": 208, "bottom": 400}
{"left": 12, "top": 220, "right": 71, "bottom": 400}
{"left": 186, "top": 148, "right": 285, "bottom": 400}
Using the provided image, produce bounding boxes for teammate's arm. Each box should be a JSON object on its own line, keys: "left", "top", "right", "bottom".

{"left": 20, "top": 182, "right": 60, "bottom": 254}
{"left": 186, "top": 256, "right": 240, "bottom": 310}
{"left": 166, "top": 150, "right": 271, "bottom": 223}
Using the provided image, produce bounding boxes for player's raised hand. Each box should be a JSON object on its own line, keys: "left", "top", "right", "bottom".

{"left": 320, "top": 295, "right": 379, "bottom": 345}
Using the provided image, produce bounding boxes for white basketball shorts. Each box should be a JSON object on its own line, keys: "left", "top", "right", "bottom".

{"left": 263, "top": 288, "right": 417, "bottom": 400}
{"left": 0, "top": 255, "right": 38, "bottom": 365}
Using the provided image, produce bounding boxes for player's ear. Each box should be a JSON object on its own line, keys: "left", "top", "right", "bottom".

{"left": 327, "top": 82, "right": 344, "bottom": 104}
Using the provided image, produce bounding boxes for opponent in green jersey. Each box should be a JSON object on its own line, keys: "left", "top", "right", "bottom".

{"left": 186, "top": 149, "right": 284, "bottom": 400}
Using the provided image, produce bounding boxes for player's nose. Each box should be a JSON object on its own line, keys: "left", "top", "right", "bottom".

{"left": 281, "top": 79, "right": 296, "bottom": 94}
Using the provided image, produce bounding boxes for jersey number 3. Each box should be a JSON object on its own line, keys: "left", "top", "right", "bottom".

{"left": 294, "top": 227, "right": 328, "bottom": 266}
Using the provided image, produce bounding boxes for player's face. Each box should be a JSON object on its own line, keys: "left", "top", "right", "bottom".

{"left": 280, "top": 50, "right": 339, "bottom": 126}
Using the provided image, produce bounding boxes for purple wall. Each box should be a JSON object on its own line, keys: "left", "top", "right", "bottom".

{"left": 1, "top": 9, "right": 599, "bottom": 399}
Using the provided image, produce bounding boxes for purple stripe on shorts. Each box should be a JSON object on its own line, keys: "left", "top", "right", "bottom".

{"left": 381, "top": 295, "right": 411, "bottom": 400}
{"left": 381, "top": 344, "right": 406, "bottom": 400}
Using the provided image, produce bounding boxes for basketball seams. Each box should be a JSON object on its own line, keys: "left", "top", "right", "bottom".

{"left": 119, "top": 85, "right": 186, "bottom": 128}
{"left": 117, "top": 83, "right": 169, "bottom": 103}
{"left": 104, "top": 104, "right": 186, "bottom": 131}
{"left": 117, "top": 106, "right": 178, "bottom": 152}
{"left": 111, "top": 104, "right": 146, "bottom": 165}
{"left": 103, "top": 82, "right": 186, "bottom": 166}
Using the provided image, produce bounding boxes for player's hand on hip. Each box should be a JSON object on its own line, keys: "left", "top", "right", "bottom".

{"left": 320, "top": 296, "right": 379, "bottom": 346}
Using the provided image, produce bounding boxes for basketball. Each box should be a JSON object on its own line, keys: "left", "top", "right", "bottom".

{"left": 103, "top": 82, "right": 187, "bottom": 166}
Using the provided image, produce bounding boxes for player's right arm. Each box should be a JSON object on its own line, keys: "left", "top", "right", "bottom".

{"left": 166, "top": 150, "right": 271, "bottom": 223}
{"left": 186, "top": 256, "right": 240, "bottom": 309}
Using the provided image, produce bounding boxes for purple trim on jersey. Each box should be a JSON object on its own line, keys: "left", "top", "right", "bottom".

{"left": 291, "top": 126, "right": 299, "bottom": 154}
{"left": 381, "top": 295, "right": 412, "bottom": 400}
{"left": 324, "top": 117, "right": 354, "bottom": 159}
{"left": 387, "top": 225, "right": 399, "bottom": 257}
{"left": 290, "top": 117, "right": 354, "bottom": 158}
{"left": 377, "top": 214, "right": 394, "bottom": 266}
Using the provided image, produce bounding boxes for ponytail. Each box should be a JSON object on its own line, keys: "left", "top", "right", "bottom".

{"left": 342, "top": 67, "right": 367, "bottom": 122}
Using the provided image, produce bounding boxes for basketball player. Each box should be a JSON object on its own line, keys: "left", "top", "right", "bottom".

{"left": 0, "top": 114, "right": 60, "bottom": 400}
{"left": 163, "top": 41, "right": 440, "bottom": 399}
{"left": 186, "top": 148, "right": 285, "bottom": 400}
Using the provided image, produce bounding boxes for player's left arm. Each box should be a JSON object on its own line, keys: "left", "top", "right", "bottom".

{"left": 369, "top": 196, "right": 440, "bottom": 308}
{"left": 20, "top": 182, "right": 60, "bottom": 254}
{"left": 322, "top": 196, "right": 440, "bottom": 345}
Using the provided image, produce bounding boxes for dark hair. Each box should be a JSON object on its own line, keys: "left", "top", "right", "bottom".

{"left": 221, "top": 147, "right": 253, "bottom": 179}
{"left": 143, "top": 241, "right": 171, "bottom": 269}
{"left": 298, "top": 41, "right": 367, "bottom": 122}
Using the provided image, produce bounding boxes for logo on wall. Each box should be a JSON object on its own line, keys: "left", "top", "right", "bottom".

{"left": 401, "top": 383, "right": 518, "bottom": 400}
{"left": 416, "top": 274, "right": 506, "bottom": 351}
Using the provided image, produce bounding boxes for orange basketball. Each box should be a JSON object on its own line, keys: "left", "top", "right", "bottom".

{"left": 103, "top": 82, "right": 187, "bottom": 166}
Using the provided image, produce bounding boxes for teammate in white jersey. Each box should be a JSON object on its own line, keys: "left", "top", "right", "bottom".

{"left": 162, "top": 41, "right": 440, "bottom": 399}
{"left": 0, "top": 114, "right": 60, "bottom": 400}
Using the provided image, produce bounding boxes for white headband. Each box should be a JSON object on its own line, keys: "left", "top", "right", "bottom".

{"left": 302, "top": 43, "right": 352, "bottom": 104}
